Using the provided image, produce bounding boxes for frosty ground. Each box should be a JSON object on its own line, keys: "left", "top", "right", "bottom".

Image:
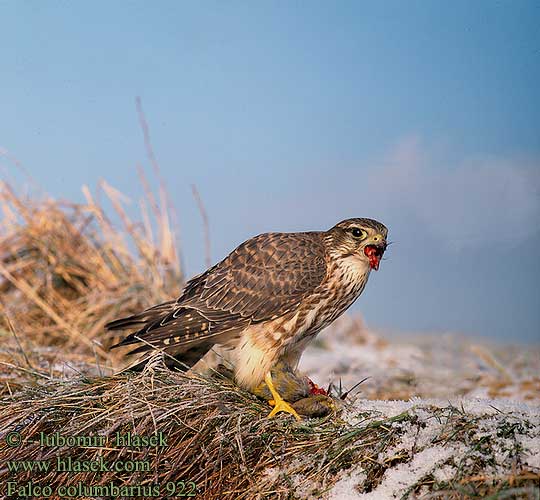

{"left": 296, "top": 317, "right": 540, "bottom": 498}
{"left": 2, "top": 316, "right": 538, "bottom": 499}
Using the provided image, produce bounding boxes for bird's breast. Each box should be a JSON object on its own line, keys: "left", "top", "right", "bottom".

{"left": 290, "top": 259, "right": 370, "bottom": 340}
{"left": 232, "top": 259, "right": 371, "bottom": 388}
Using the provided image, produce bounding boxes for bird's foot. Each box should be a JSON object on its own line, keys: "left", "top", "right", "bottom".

{"left": 268, "top": 397, "right": 301, "bottom": 421}
{"left": 264, "top": 371, "right": 301, "bottom": 421}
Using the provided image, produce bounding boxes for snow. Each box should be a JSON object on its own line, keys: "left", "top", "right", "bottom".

{"left": 298, "top": 317, "right": 540, "bottom": 500}
{"left": 300, "top": 316, "right": 540, "bottom": 404}
{"left": 321, "top": 396, "right": 539, "bottom": 499}
{"left": 358, "top": 447, "right": 455, "bottom": 500}
{"left": 329, "top": 471, "right": 367, "bottom": 500}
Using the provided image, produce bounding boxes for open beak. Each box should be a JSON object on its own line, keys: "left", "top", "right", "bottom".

{"left": 363, "top": 241, "right": 387, "bottom": 271}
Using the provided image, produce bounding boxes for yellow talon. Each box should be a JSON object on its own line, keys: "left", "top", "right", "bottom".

{"left": 264, "top": 372, "right": 301, "bottom": 421}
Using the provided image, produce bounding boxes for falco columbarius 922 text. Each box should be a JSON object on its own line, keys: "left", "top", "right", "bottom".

{"left": 107, "top": 218, "right": 388, "bottom": 419}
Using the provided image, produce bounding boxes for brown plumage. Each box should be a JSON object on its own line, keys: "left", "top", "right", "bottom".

{"left": 108, "top": 218, "right": 388, "bottom": 405}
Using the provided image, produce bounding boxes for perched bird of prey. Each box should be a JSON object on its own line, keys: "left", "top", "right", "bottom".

{"left": 107, "top": 218, "right": 388, "bottom": 419}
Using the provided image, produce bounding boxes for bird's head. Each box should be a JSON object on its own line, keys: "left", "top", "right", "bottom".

{"left": 325, "top": 218, "right": 388, "bottom": 271}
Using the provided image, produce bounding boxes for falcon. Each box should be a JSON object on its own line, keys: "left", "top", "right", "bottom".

{"left": 107, "top": 218, "right": 388, "bottom": 420}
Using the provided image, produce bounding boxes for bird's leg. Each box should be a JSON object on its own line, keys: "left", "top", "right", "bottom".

{"left": 265, "top": 372, "right": 301, "bottom": 421}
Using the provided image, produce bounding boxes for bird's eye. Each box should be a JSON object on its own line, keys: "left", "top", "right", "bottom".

{"left": 351, "top": 228, "right": 365, "bottom": 239}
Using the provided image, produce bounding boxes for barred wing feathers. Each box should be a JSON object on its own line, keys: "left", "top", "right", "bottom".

{"left": 107, "top": 232, "right": 328, "bottom": 355}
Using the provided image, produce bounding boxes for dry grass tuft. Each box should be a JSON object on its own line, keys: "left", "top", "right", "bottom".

{"left": 0, "top": 179, "right": 182, "bottom": 371}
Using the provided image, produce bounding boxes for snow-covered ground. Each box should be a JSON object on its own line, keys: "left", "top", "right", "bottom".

{"left": 302, "top": 315, "right": 540, "bottom": 403}
{"left": 298, "top": 316, "right": 540, "bottom": 499}
{"left": 1, "top": 313, "right": 538, "bottom": 499}
{"left": 325, "top": 397, "right": 540, "bottom": 499}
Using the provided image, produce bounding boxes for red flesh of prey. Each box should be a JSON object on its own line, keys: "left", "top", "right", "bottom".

{"left": 364, "top": 245, "right": 381, "bottom": 271}
{"left": 308, "top": 378, "right": 327, "bottom": 396}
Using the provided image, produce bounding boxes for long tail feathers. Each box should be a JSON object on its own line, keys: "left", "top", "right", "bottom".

{"left": 119, "top": 343, "right": 213, "bottom": 373}
{"left": 106, "top": 301, "right": 218, "bottom": 373}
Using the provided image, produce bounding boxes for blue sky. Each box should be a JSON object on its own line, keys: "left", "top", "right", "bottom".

{"left": 1, "top": 1, "right": 539, "bottom": 342}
